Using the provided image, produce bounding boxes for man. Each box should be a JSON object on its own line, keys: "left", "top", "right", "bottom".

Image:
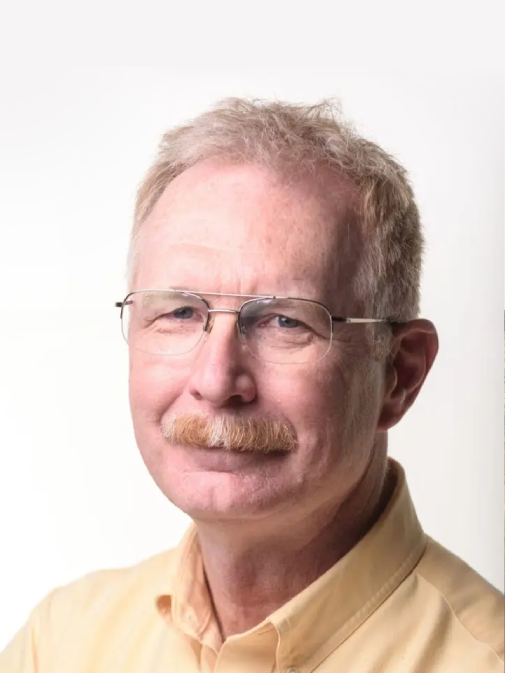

{"left": 1, "top": 98, "right": 502, "bottom": 672}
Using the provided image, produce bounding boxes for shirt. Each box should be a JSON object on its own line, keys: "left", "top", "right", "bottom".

{"left": 0, "top": 459, "right": 503, "bottom": 672}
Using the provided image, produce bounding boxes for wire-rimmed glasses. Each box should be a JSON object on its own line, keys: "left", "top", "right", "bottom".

{"left": 115, "top": 289, "right": 398, "bottom": 365}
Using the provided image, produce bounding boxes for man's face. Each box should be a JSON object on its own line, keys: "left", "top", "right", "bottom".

{"left": 129, "top": 160, "right": 387, "bottom": 526}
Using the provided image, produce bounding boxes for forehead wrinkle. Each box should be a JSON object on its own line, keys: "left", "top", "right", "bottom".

{"left": 140, "top": 258, "right": 322, "bottom": 301}
{"left": 148, "top": 235, "right": 271, "bottom": 258}
{"left": 136, "top": 232, "right": 353, "bottom": 309}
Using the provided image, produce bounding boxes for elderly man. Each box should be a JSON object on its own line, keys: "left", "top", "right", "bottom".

{"left": 1, "top": 98, "right": 503, "bottom": 672}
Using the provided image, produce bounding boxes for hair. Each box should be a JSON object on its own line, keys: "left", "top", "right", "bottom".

{"left": 128, "top": 98, "right": 424, "bottom": 359}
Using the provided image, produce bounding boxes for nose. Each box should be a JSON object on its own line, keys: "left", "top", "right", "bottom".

{"left": 186, "top": 312, "right": 257, "bottom": 407}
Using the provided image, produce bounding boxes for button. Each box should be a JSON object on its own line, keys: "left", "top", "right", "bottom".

{"left": 156, "top": 595, "right": 171, "bottom": 615}
{"left": 286, "top": 669, "right": 299, "bottom": 673}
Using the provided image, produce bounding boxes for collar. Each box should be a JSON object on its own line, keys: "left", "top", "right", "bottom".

{"left": 156, "top": 459, "right": 426, "bottom": 671}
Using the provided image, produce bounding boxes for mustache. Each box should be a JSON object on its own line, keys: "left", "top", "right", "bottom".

{"left": 161, "top": 413, "right": 297, "bottom": 453}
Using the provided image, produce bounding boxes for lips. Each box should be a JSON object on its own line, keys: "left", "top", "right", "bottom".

{"left": 179, "top": 443, "right": 288, "bottom": 472}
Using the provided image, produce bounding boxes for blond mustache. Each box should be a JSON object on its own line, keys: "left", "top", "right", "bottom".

{"left": 161, "top": 414, "right": 297, "bottom": 453}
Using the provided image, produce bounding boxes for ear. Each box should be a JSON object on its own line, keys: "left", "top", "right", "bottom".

{"left": 377, "top": 319, "right": 439, "bottom": 432}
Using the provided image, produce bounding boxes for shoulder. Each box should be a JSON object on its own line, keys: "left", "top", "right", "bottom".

{"left": 415, "top": 536, "right": 504, "bottom": 661}
{"left": 46, "top": 546, "right": 178, "bottom": 616}
{"left": 0, "top": 547, "right": 179, "bottom": 670}
{"left": 30, "top": 547, "right": 178, "bottom": 643}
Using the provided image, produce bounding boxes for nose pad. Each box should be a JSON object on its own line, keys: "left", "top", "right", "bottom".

{"left": 203, "top": 313, "right": 214, "bottom": 334}
{"left": 239, "top": 321, "right": 253, "bottom": 350}
{"left": 236, "top": 321, "right": 247, "bottom": 347}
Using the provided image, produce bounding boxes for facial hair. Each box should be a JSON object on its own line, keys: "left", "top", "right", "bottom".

{"left": 161, "top": 413, "right": 297, "bottom": 453}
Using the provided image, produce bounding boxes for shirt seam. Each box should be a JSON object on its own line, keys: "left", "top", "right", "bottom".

{"left": 171, "top": 526, "right": 213, "bottom": 639}
{"left": 301, "top": 534, "right": 427, "bottom": 672}
{"left": 415, "top": 573, "right": 504, "bottom": 663}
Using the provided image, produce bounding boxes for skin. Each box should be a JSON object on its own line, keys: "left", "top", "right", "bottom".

{"left": 128, "top": 158, "right": 439, "bottom": 640}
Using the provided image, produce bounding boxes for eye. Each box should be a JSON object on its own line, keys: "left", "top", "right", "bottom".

{"left": 171, "top": 306, "right": 195, "bottom": 320}
{"left": 276, "top": 315, "right": 300, "bottom": 329}
{"left": 254, "top": 314, "right": 305, "bottom": 330}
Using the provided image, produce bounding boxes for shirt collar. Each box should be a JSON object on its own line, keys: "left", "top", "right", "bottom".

{"left": 156, "top": 458, "right": 426, "bottom": 671}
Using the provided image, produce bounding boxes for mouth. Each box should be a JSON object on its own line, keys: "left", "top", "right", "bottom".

{"left": 178, "top": 443, "right": 290, "bottom": 472}
{"left": 199, "top": 444, "right": 289, "bottom": 455}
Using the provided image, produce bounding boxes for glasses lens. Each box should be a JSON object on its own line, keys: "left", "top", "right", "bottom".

{"left": 121, "top": 290, "right": 208, "bottom": 355}
{"left": 239, "top": 298, "right": 333, "bottom": 364}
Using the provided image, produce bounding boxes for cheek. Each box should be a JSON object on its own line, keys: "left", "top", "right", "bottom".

{"left": 271, "top": 358, "right": 376, "bottom": 453}
{"left": 128, "top": 351, "right": 189, "bottom": 421}
{"left": 264, "top": 363, "right": 343, "bottom": 439}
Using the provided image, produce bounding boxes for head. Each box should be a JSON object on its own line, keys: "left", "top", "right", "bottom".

{"left": 124, "top": 99, "right": 438, "bottom": 530}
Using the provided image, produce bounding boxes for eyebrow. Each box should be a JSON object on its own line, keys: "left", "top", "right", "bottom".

{"left": 139, "top": 286, "right": 279, "bottom": 299}
{"left": 150, "top": 280, "right": 319, "bottom": 298}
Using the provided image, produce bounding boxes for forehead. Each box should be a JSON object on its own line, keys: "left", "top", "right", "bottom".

{"left": 135, "top": 160, "right": 361, "bottom": 301}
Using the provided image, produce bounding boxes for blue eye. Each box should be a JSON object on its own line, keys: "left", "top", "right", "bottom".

{"left": 277, "top": 316, "right": 299, "bottom": 328}
{"left": 173, "top": 307, "right": 195, "bottom": 319}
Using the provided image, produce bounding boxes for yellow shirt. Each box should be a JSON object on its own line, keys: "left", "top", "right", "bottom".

{"left": 1, "top": 460, "right": 503, "bottom": 672}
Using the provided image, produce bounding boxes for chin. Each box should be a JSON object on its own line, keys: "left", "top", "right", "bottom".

{"left": 139, "top": 436, "right": 295, "bottom": 520}
{"left": 160, "top": 470, "right": 284, "bottom": 522}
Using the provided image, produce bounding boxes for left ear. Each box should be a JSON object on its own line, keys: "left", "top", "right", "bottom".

{"left": 377, "top": 319, "right": 439, "bottom": 432}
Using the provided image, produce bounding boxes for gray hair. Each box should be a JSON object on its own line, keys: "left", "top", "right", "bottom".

{"left": 128, "top": 98, "right": 424, "bottom": 358}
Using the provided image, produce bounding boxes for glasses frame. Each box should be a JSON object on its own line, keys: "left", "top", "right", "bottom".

{"left": 116, "top": 288, "right": 401, "bottom": 322}
{"left": 115, "top": 289, "right": 401, "bottom": 362}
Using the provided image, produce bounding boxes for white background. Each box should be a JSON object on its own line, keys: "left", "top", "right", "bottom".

{"left": 0, "top": 62, "right": 503, "bottom": 647}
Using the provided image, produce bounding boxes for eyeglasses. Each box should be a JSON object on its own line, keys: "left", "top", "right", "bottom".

{"left": 115, "top": 289, "right": 398, "bottom": 365}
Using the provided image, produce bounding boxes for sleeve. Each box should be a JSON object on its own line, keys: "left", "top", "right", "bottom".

{"left": 0, "top": 590, "right": 59, "bottom": 673}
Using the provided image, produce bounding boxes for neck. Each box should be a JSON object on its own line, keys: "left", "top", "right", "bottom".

{"left": 195, "top": 441, "right": 395, "bottom": 642}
